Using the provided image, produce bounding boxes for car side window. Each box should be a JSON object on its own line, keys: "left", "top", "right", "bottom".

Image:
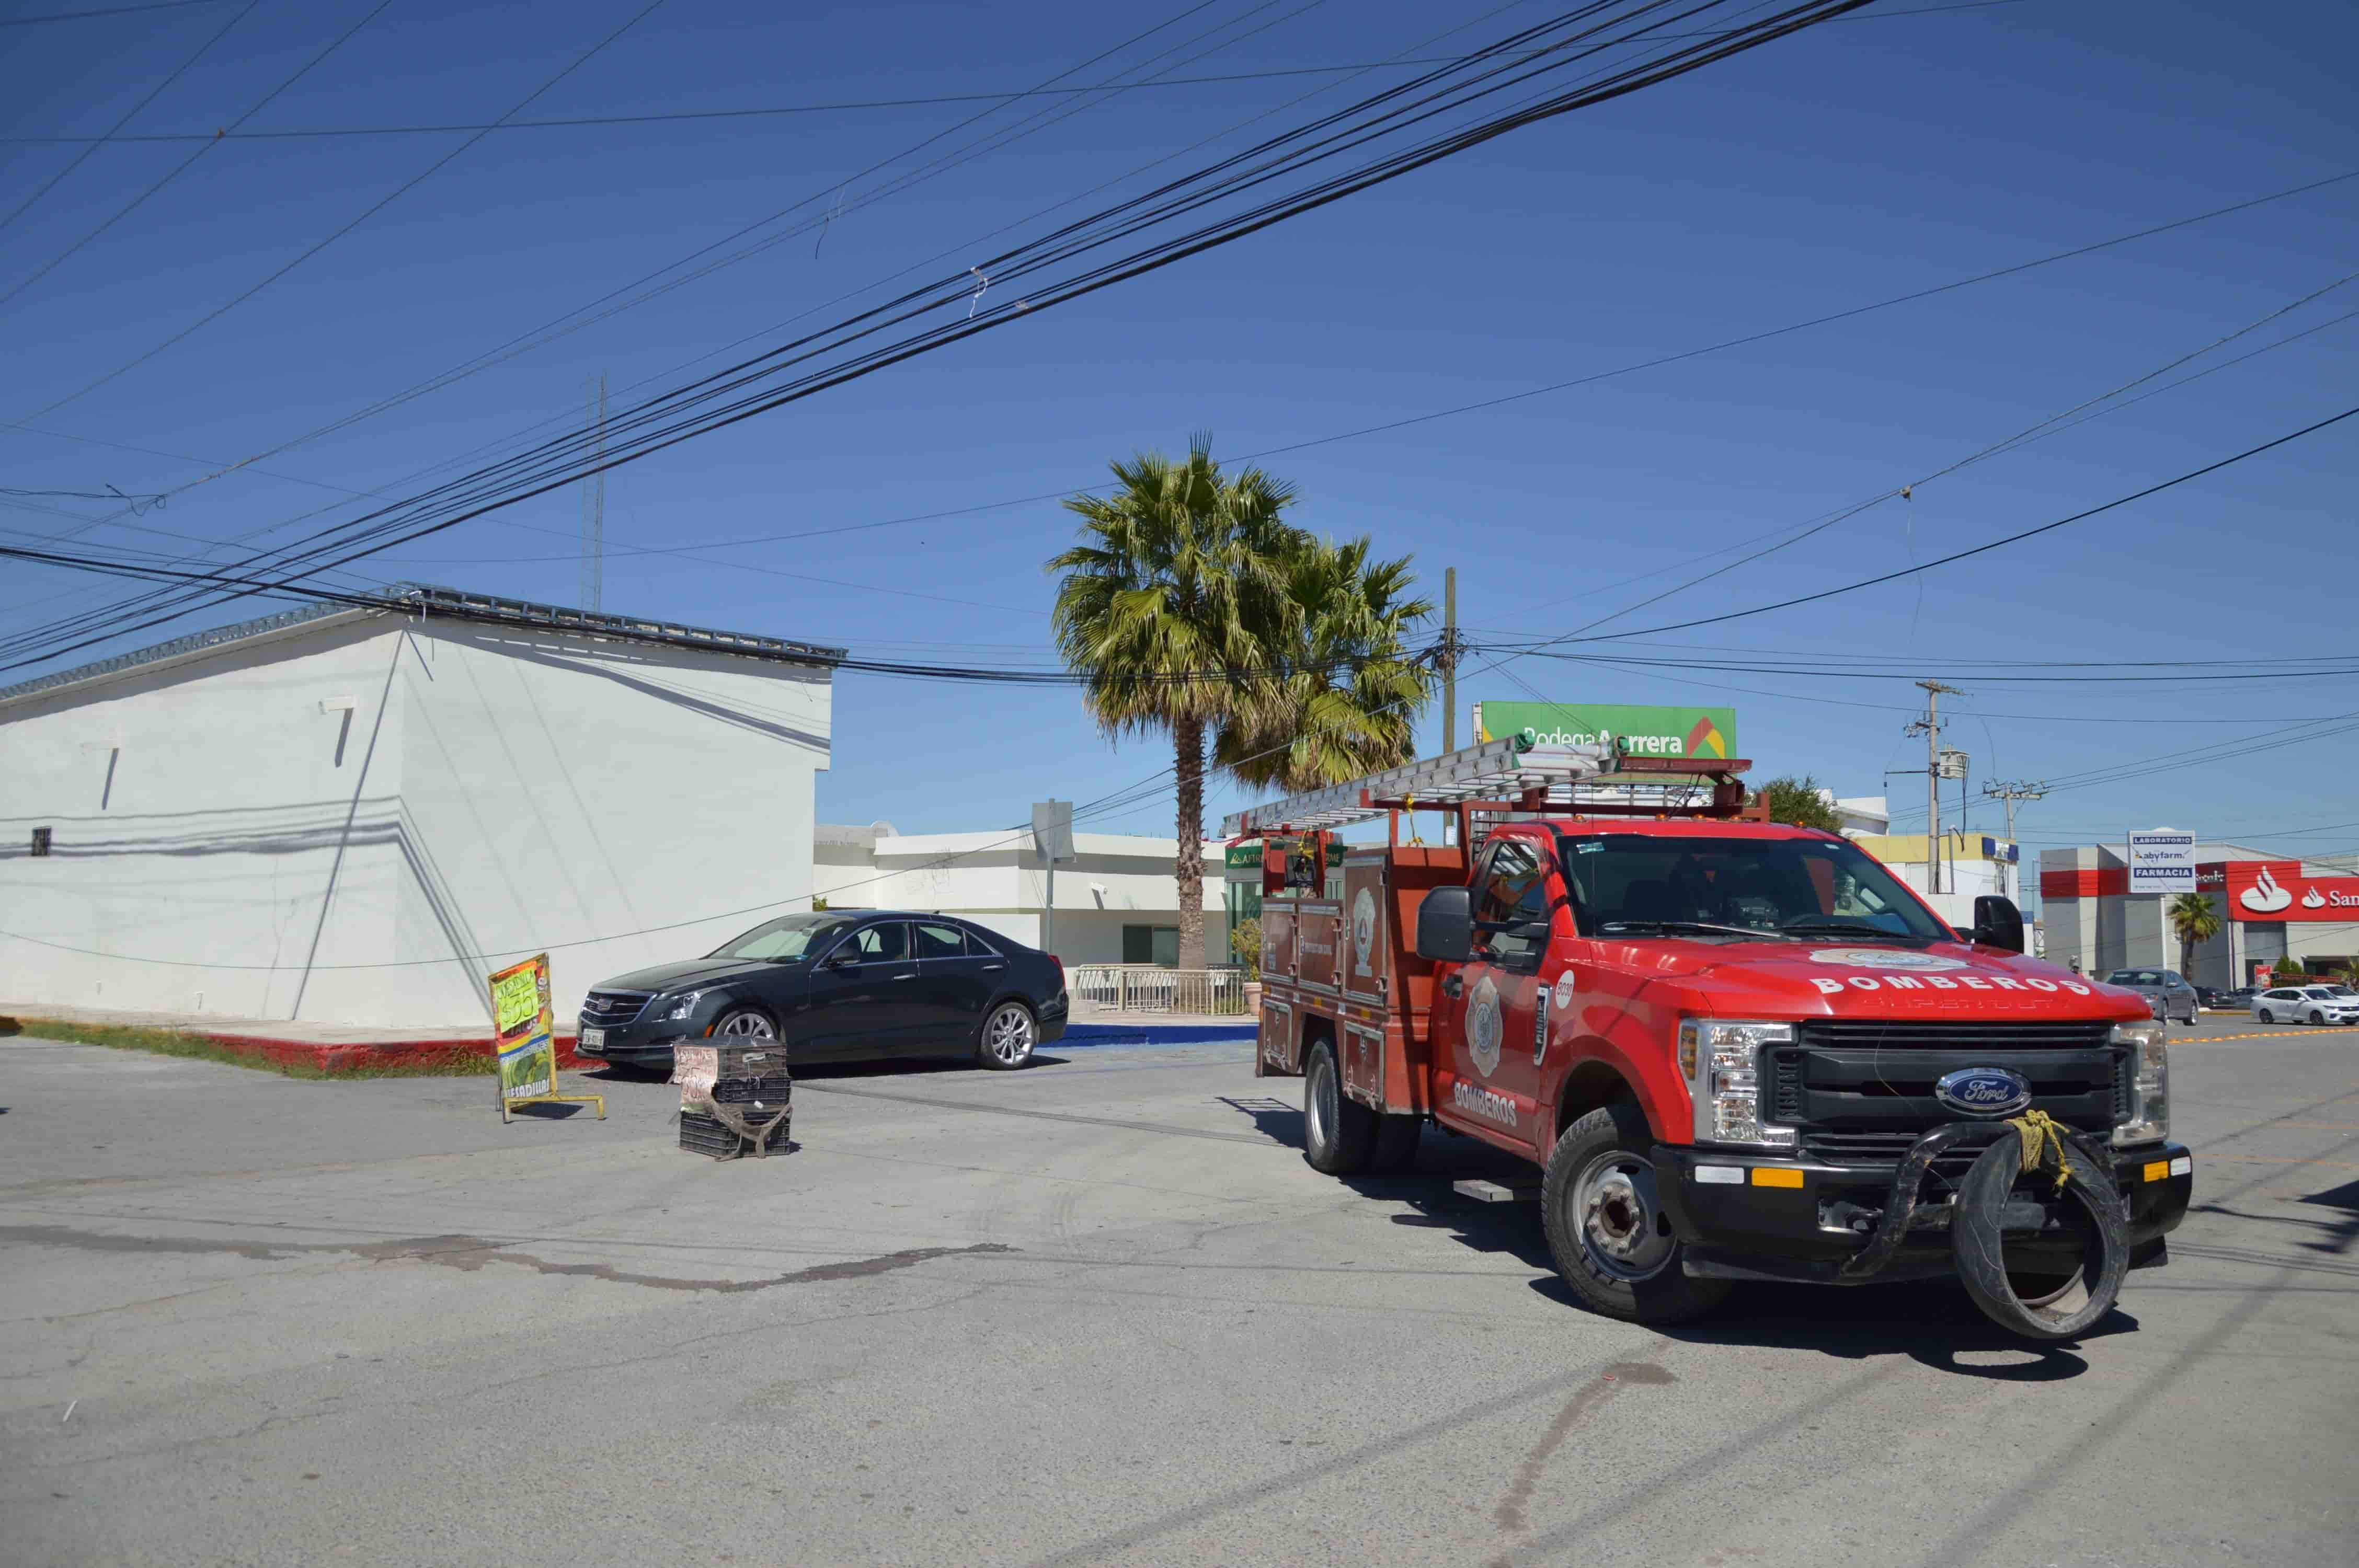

{"left": 914, "top": 923, "right": 966, "bottom": 959}
{"left": 2163, "top": 972, "right": 2184, "bottom": 985}
{"left": 844, "top": 923, "right": 909, "bottom": 964}
{"left": 1475, "top": 839, "right": 1552, "bottom": 968}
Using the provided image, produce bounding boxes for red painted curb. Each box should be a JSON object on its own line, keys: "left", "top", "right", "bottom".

{"left": 192, "top": 1032, "right": 594, "bottom": 1074}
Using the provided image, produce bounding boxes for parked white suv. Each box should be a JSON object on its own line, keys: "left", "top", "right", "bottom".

{"left": 2252, "top": 986, "right": 2359, "bottom": 1026}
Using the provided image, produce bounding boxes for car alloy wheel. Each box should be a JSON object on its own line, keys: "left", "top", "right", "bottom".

{"left": 2259, "top": 1009, "right": 2275, "bottom": 1025}
{"left": 716, "top": 1010, "right": 775, "bottom": 1040}
{"left": 983, "top": 1002, "right": 1035, "bottom": 1067}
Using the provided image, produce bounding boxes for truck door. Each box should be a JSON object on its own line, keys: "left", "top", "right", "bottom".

{"left": 1433, "top": 836, "right": 1553, "bottom": 1155}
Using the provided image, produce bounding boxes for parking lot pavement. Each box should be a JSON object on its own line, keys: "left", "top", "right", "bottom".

{"left": 3, "top": 1030, "right": 2355, "bottom": 1568}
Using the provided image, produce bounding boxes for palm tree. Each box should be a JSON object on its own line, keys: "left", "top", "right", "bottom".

{"left": 1215, "top": 535, "right": 1436, "bottom": 792}
{"left": 1049, "top": 437, "right": 1299, "bottom": 970}
{"left": 2167, "top": 893, "right": 2221, "bottom": 979}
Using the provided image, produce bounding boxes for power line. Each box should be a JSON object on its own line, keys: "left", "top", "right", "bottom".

{"left": 315, "top": 167, "right": 2359, "bottom": 585}
{"left": 0, "top": 0, "right": 257, "bottom": 235}
{"left": 13, "top": 0, "right": 675, "bottom": 426}
{"left": 1502, "top": 648, "right": 2359, "bottom": 682}
{"left": 0, "top": 0, "right": 1322, "bottom": 628}
{"left": 0, "top": 4, "right": 2029, "bottom": 141}
{"left": 1, "top": 1, "right": 232, "bottom": 24}
{"left": 0, "top": 1, "right": 1881, "bottom": 672}
{"left": 1, "top": 0, "right": 1325, "bottom": 559}
{"left": 1522, "top": 404, "right": 2359, "bottom": 651}
{"left": 0, "top": 56, "right": 1551, "bottom": 142}
{"left": 0, "top": 0, "right": 397, "bottom": 313}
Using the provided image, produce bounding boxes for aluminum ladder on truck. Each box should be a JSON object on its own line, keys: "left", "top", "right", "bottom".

{"left": 1218, "top": 733, "right": 1755, "bottom": 845}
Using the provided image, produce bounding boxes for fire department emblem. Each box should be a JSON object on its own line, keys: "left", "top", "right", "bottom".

{"left": 1467, "top": 976, "right": 1503, "bottom": 1078}
{"left": 1807, "top": 948, "right": 1966, "bottom": 971}
{"left": 1352, "top": 889, "right": 1377, "bottom": 975}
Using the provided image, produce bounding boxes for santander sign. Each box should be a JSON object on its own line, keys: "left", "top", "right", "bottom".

{"left": 2223, "top": 861, "right": 2359, "bottom": 922}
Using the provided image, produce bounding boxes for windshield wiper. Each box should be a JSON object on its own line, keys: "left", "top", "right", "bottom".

{"left": 1599, "top": 919, "right": 1794, "bottom": 941}
{"left": 1779, "top": 918, "right": 1938, "bottom": 946}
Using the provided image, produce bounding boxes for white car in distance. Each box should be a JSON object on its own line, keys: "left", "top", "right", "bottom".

{"left": 2251, "top": 986, "right": 2359, "bottom": 1026}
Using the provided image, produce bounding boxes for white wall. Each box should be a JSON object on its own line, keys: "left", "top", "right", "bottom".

{"left": 384, "top": 620, "right": 832, "bottom": 1026}
{"left": 0, "top": 612, "right": 832, "bottom": 1028}
{"left": 812, "top": 827, "right": 1227, "bottom": 964}
{"left": 0, "top": 614, "right": 414, "bottom": 1023}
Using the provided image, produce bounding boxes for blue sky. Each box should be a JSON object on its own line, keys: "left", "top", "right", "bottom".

{"left": 3, "top": 0, "right": 2355, "bottom": 899}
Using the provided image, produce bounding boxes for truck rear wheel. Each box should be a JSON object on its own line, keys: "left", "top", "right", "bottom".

{"left": 1541, "top": 1102, "right": 1730, "bottom": 1325}
{"left": 1302, "top": 1040, "right": 1377, "bottom": 1175}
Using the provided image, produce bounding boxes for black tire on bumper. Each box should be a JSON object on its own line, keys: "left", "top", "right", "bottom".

{"left": 1652, "top": 1142, "right": 2193, "bottom": 1283}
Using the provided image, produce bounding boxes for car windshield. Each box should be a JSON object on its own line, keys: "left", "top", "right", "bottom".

{"left": 2301, "top": 987, "right": 2339, "bottom": 999}
{"left": 2107, "top": 970, "right": 2168, "bottom": 985}
{"left": 1556, "top": 832, "right": 1950, "bottom": 941}
{"left": 706, "top": 914, "right": 855, "bottom": 961}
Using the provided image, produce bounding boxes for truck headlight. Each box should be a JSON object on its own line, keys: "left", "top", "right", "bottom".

{"left": 1681, "top": 1019, "right": 1796, "bottom": 1150}
{"left": 2112, "top": 1020, "right": 2169, "bottom": 1147}
{"left": 658, "top": 989, "right": 708, "bottom": 1022}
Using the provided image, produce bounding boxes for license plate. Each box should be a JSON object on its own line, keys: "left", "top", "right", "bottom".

{"left": 580, "top": 1028, "right": 605, "bottom": 1049}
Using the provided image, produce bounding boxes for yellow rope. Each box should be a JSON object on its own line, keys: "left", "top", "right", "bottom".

{"left": 2008, "top": 1108, "right": 2075, "bottom": 1191}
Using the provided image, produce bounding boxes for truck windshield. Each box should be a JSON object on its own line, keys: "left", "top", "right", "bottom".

{"left": 1556, "top": 833, "right": 1951, "bottom": 942}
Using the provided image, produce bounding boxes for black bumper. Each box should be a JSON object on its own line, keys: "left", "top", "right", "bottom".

{"left": 1654, "top": 1140, "right": 2192, "bottom": 1284}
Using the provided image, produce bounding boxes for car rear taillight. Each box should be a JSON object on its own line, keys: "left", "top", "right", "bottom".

{"left": 1050, "top": 955, "right": 1065, "bottom": 992}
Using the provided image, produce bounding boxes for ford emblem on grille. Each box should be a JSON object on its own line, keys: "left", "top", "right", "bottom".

{"left": 1933, "top": 1066, "right": 2033, "bottom": 1118}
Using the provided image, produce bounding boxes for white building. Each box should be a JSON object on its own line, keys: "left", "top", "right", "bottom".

{"left": 814, "top": 821, "right": 1227, "bottom": 965}
{"left": 2042, "top": 842, "right": 2359, "bottom": 987}
{"left": 0, "top": 588, "right": 837, "bottom": 1029}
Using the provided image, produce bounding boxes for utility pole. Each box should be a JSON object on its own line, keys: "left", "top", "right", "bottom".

{"left": 1440, "top": 566, "right": 1460, "bottom": 753}
{"left": 1906, "top": 681, "right": 1961, "bottom": 895}
{"left": 580, "top": 373, "right": 608, "bottom": 611}
{"left": 1984, "top": 779, "right": 2049, "bottom": 903}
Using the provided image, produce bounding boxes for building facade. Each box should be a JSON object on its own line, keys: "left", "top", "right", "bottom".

{"left": 814, "top": 822, "right": 1228, "bottom": 966}
{"left": 1, "top": 591, "right": 837, "bottom": 1029}
{"left": 2041, "top": 843, "right": 2359, "bottom": 986}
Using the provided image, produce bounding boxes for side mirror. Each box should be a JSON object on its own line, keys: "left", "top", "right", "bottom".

{"left": 826, "top": 948, "right": 860, "bottom": 970}
{"left": 1415, "top": 885, "right": 1474, "bottom": 964}
{"left": 1970, "top": 895, "right": 2025, "bottom": 954}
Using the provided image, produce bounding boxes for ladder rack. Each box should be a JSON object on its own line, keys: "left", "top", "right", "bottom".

{"left": 1220, "top": 737, "right": 1759, "bottom": 839}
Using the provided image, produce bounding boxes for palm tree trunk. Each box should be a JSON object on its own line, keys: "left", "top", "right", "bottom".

{"left": 1175, "top": 714, "right": 1206, "bottom": 972}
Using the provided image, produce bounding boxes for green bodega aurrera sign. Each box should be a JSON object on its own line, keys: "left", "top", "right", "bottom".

{"left": 1474, "top": 701, "right": 1737, "bottom": 761}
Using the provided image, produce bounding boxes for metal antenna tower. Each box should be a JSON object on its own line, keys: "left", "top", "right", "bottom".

{"left": 580, "top": 373, "right": 607, "bottom": 610}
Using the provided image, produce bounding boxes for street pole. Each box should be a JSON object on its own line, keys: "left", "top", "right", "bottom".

{"left": 1908, "top": 682, "right": 1960, "bottom": 895}
{"left": 1984, "top": 780, "right": 2049, "bottom": 903}
{"left": 1441, "top": 566, "right": 1458, "bottom": 754}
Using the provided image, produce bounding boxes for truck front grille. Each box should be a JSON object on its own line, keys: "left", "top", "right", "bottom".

{"left": 1771, "top": 1020, "right": 2128, "bottom": 1168}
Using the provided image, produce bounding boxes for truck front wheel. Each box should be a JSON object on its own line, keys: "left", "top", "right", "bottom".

{"left": 1302, "top": 1040, "right": 1377, "bottom": 1175}
{"left": 1541, "top": 1103, "right": 1731, "bottom": 1324}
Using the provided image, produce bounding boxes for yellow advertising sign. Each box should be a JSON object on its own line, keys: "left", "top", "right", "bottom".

{"left": 487, "top": 953, "right": 603, "bottom": 1124}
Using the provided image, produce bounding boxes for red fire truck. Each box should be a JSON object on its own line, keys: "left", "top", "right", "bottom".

{"left": 1230, "top": 737, "right": 2191, "bottom": 1340}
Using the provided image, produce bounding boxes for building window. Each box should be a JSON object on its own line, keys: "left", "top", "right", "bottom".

{"left": 31, "top": 826, "right": 52, "bottom": 858}
{"left": 1124, "top": 925, "right": 1180, "bottom": 967}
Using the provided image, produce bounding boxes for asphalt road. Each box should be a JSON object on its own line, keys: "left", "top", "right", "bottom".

{"left": 3, "top": 1016, "right": 2354, "bottom": 1567}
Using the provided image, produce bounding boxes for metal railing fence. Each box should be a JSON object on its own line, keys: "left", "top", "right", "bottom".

{"left": 1068, "top": 965, "right": 1249, "bottom": 1015}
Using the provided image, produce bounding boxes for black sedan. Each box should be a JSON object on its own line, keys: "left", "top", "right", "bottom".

{"left": 575, "top": 912, "right": 1068, "bottom": 1075}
